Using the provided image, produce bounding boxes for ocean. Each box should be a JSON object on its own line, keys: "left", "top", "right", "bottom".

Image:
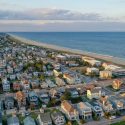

{"left": 10, "top": 32, "right": 125, "bottom": 59}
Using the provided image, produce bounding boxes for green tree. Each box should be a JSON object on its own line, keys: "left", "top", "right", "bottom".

{"left": 39, "top": 75, "right": 45, "bottom": 81}
{"left": 61, "top": 91, "right": 71, "bottom": 101}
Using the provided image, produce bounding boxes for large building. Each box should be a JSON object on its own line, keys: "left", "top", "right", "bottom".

{"left": 100, "top": 70, "right": 112, "bottom": 79}
{"left": 82, "top": 56, "right": 101, "bottom": 66}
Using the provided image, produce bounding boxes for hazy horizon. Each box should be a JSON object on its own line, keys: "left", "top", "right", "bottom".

{"left": 0, "top": 0, "right": 125, "bottom": 32}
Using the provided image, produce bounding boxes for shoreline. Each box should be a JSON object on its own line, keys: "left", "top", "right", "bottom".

{"left": 8, "top": 33, "right": 125, "bottom": 66}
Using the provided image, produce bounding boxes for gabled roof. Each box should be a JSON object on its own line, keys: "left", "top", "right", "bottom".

{"left": 29, "top": 91, "right": 38, "bottom": 97}
{"left": 16, "top": 91, "right": 25, "bottom": 100}
{"left": 51, "top": 110, "right": 63, "bottom": 118}
{"left": 7, "top": 116, "right": 19, "bottom": 125}
{"left": 39, "top": 112, "right": 52, "bottom": 123}
{"left": 61, "top": 100, "right": 75, "bottom": 113}
{"left": 24, "top": 116, "right": 36, "bottom": 125}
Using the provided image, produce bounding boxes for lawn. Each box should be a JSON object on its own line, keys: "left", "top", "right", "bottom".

{"left": 30, "top": 112, "right": 38, "bottom": 119}
{"left": 111, "top": 121, "right": 125, "bottom": 125}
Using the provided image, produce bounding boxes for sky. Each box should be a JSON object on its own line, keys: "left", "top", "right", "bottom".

{"left": 0, "top": 0, "right": 125, "bottom": 32}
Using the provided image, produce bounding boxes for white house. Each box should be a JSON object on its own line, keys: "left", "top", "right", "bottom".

{"left": 82, "top": 57, "right": 101, "bottom": 66}
{"left": 40, "top": 82, "right": 48, "bottom": 89}
{"left": 61, "top": 100, "right": 79, "bottom": 121}
{"left": 37, "top": 113, "right": 52, "bottom": 125}
{"left": 88, "top": 102, "right": 103, "bottom": 117}
{"left": 55, "top": 77, "right": 65, "bottom": 87}
{"left": 102, "top": 63, "right": 121, "bottom": 70}
{"left": 100, "top": 70, "right": 112, "bottom": 79}
{"left": 51, "top": 111, "right": 66, "bottom": 125}
{"left": 63, "top": 73, "right": 81, "bottom": 84}
{"left": 77, "top": 102, "right": 92, "bottom": 120}
{"left": 86, "top": 67, "right": 99, "bottom": 75}
{"left": 46, "top": 79, "right": 57, "bottom": 88}
{"left": 100, "top": 96, "right": 114, "bottom": 113}
{"left": 2, "top": 78, "right": 10, "bottom": 92}
{"left": 53, "top": 69, "right": 62, "bottom": 77}
{"left": 87, "top": 87, "right": 105, "bottom": 99}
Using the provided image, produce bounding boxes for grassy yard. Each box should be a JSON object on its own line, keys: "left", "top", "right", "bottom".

{"left": 30, "top": 112, "right": 38, "bottom": 119}
{"left": 111, "top": 121, "right": 125, "bottom": 125}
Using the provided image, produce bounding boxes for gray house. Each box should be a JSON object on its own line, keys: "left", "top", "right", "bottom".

{"left": 37, "top": 113, "right": 52, "bottom": 125}
{"left": 7, "top": 116, "right": 20, "bottom": 125}
{"left": 4, "top": 97, "right": 14, "bottom": 109}
{"left": 39, "top": 92, "right": 50, "bottom": 104}
{"left": 2, "top": 78, "right": 10, "bottom": 92}
{"left": 23, "top": 116, "right": 36, "bottom": 125}
{"left": 28, "top": 91, "right": 38, "bottom": 107}
{"left": 51, "top": 111, "right": 66, "bottom": 125}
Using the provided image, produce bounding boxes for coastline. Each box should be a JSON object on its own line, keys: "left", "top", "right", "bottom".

{"left": 8, "top": 33, "right": 125, "bottom": 66}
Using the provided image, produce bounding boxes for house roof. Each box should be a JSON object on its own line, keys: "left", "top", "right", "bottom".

{"left": 113, "top": 79, "right": 122, "bottom": 85}
{"left": 5, "top": 96, "right": 14, "bottom": 102}
{"left": 77, "top": 102, "right": 90, "bottom": 109}
{"left": 24, "top": 116, "right": 36, "bottom": 125}
{"left": 91, "top": 87, "right": 102, "bottom": 93}
{"left": 39, "top": 112, "right": 52, "bottom": 123}
{"left": 29, "top": 91, "right": 38, "bottom": 97}
{"left": 100, "top": 96, "right": 108, "bottom": 103}
{"left": 7, "top": 116, "right": 19, "bottom": 125}
{"left": 16, "top": 91, "right": 25, "bottom": 100}
{"left": 61, "top": 100, "right": 75, "bottom": 113}
{"left": 51, "top": 110, "right": 63, "bottom": 118}
{"left": 86, "top": 84, "right": 95, "bottom": 90}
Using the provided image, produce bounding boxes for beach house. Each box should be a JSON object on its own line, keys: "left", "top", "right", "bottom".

{"left": 39, "top": 92, "right": 50, "bottom": 104}
{"left": 109, "top": 97, "right": 124, "bottom": 111}
{"left": 61, "top": 100, "right": 79, "bottom": 121}
{"left": 53, "top": 69, "right": 62, "bottom": 77}
{"left": 7, "top": 116, "right": 20, "bottom": 125}
{"left": 4, "top": 97, "right": 14, "bottom": 110}
{"left": 86, "top": 67, "right": 99, "bottom": 75}
{"left": 28, "top": 91, "right": 38, "bottom": 107}
{"left": 100, "top": 70, "right": 112, "bottom": 79}
{"left": 82, "top": 56, "right": 101, "bottom": 66}
{"left": 112, "top": 68, "right": 125, "bottom": 77}
{"left": 100, "top": 96, "right": 114, "bottom": 113}
{"left": 55, "top": 77, "right": 65, "bottom": 87}
{"left": 68, "top": 88, "right": 79, "bottom": 98}
{"left": 76, "top": 102, "right": 92, "bottom": 120}
{"left": 63, "top": 73, "right": 81, "bottom": 84}
{"left": 2, "top": 78, "right": 10, "bottom": 92}
{"left": 51, "top": 110, "right": 66, "bottom": 125}
{"left": 87, "top": 87, "right": 105, "bottom": 99}
{"left": 23, "top": 116, "right": 36, "bottom": 125}
{"left": 15, "top": 91, "right": 26, "bottom": 108}
{"left": 37, "top": 112, "right": 52, "bottom": 125}
{"left": 102, "top": 63, "right": 121, "bottom": 70}
{"left": 13, "top": 82, "right": 21, "bottom": 91}
{"left": 112, "top": 79, "right": 122, "bottom": 90}
{"left": 88, "top": 102, "right": 103, "bottom": 117}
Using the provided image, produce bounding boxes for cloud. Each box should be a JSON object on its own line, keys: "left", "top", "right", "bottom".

{"left": 0, "top": 20, "right": 125, "bottom": 32}
{"left": 0, "top": 8, "right": 103, "bottom": 21}
{"left": 0, "top": 8, "right": 125, "bottom": 32}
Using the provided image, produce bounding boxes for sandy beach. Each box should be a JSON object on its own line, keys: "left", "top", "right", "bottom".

{"left": 8, "top": 34, "right": 125, "bottom": 66}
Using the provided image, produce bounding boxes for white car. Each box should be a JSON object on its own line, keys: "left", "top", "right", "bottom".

{"left": 109, "top": 116, "right": 116, "bottom": 120}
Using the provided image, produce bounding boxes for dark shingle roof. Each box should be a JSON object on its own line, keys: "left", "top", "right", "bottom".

{"left": 39, "top": 112, "right": 52, "bottom": 123}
